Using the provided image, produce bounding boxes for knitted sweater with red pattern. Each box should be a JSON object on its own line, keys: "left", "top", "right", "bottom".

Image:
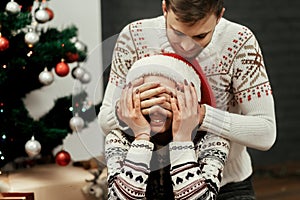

{"left": 99, "top": 16, "right": 276, "bottom": 196}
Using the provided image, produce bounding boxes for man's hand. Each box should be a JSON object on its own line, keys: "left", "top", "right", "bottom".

{"left": 136, "top": 82, "right": 175, "bottom": 118}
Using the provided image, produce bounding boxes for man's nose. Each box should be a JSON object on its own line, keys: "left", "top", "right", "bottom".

{"left": 180, "top": 36, "right": 196, "bottom": 51}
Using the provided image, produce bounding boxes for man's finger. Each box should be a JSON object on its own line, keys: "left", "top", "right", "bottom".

{"left": 136, "top": 82, "right": 160, "bottom": 93}
{"left": 140, "top": 87, "right": 167, "bottom": 100}
{"left": 140, "top": 96, "right": 166, "bottom": 109}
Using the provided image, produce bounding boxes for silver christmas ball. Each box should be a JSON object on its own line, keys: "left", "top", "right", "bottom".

{"left": 75, "top": 41, "right": 87, "bottom": 52}
{"left": 80, "top": 72, "right": 91, "bottom": 84}
{"left": 25, "top": 136, "right": 41, "bottom": 158}
{"left": 39, "top": 68, "right": 54, "bottom": 85}
{"left": 69, "top": 114, "right": 84, "bottom": 132}
{"left": 72, "top": 66, "right": 86, "bottom": 79}
{"left": 35, "top": 9, "right": 50, "bottom": 23}
{"left": 25, "top": 31, "right": 40, "bottom": 45}
{"left": 5, "top": 1, "right": 21, "bottom": 15}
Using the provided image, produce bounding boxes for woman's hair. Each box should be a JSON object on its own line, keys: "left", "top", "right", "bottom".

{"left": 165, "top": 0, "right": 224, "bottom": 25}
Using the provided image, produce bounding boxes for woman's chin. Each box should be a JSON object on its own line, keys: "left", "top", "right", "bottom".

{"left": 151, "top": 126, "right": 167, "bottom": 134}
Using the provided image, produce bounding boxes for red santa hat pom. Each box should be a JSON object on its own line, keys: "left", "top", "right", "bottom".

{"left": 126, "top": 53, "right": 216, "bottom": 107}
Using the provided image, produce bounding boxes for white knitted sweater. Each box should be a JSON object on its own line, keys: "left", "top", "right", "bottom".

{"left": 98, "top": 16, "right": 276, "bottom": 186}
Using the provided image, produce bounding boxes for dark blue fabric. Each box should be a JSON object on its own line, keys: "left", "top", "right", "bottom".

{"left": 217, "top": 176, "right": 256, "bottom": 200}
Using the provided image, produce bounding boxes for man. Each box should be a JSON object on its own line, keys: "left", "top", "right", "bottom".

{"left": 99, "top": 0, "right": 276, "bottom": 199}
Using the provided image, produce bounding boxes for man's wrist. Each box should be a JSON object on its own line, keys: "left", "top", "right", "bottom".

{"left": 199, "top": 104, "right": 206, "bottom": 125}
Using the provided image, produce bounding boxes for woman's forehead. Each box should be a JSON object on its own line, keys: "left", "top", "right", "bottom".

{"left": 144, "top": 75, "right": 177, "bottom": 87}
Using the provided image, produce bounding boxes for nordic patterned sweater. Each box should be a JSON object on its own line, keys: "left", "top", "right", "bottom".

{"left": 99, "top": 16, "right": 276, "bottom": 195}
{"left": 105, "top": 130, "right": 230, "bottom": 200}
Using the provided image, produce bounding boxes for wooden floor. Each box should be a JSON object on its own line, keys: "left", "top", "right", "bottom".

{"left": 252, "top": 162, "right": 300, "bottom": 200}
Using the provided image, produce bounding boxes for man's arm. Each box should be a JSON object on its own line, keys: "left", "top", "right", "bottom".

{"left": 199, "top": 34, "right": 276, "bottom": 151}
{"left": 98, "top": 24, "right": 138, "bottom": 135}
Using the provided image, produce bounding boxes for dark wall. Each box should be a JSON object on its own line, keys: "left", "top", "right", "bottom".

{"left": 101, "top": 0, "right": 300, "bottom": 166}
{"left": 223, "top": 0, "right": 300, "bottom": 166}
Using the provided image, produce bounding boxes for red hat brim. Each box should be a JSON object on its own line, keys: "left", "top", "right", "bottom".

{"left": 162, "top": 53, "right": 216, "bottom": 107}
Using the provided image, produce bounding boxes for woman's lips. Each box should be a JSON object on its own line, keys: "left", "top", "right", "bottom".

{"left": 149, "top": 105, "right": 168, "bottom": 126}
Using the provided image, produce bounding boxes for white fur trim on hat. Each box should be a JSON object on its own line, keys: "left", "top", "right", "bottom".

{"left": 126, "top": 54, "right": 201, "bottom": 101}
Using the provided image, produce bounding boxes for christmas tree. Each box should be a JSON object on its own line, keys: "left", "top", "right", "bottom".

{"left": 0, "top": 0, "right": 100, "bottom": 169}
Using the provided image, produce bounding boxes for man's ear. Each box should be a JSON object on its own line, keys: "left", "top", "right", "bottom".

{"left": 162, "top": 0, "right": 167, "bottom": 17}
{"left": 217, "top": 8, "right": 225, "bottom": 24}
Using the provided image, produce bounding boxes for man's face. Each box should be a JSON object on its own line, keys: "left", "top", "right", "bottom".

{"left": 165, "top": 10, "right": 219, "bottom": 59}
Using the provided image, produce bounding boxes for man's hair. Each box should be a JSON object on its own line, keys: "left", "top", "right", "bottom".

{"left": 165, "top": 0, "right": 224, "bottom": 25}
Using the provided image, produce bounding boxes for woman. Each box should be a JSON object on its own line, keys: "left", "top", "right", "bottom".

{"left": 105, "top": 54, "right": 230, "bottom": 199}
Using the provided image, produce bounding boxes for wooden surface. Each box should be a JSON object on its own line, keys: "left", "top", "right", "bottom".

{"left": 253, "top": 162, "right": 300, "bottom": 200}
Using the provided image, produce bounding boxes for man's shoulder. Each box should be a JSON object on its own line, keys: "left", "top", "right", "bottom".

{"left": 218, "top": 18, "right": 254, "bottom": 36}
{"left": 118, "top": 16, "right": 164, "bottom": 37}
{"left": 212, "top": 17, "right": 255, "bottom": 48}
{"left": 128, "top": 15, "right": 164, "bottom": 29}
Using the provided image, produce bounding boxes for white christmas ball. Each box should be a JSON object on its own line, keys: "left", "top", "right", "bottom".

{"left": 80, "top": 72, "right": 91, "bottom": 84}
{"left": 35, "top": 9, "right": 50, "bottom": 23}
{"left": 25, "top": 136, "right": 41, "bottom": 158}
{"left": 69, "top": 114, "right": 85, "bottom": 132}
{"left": 25, "top": 31, "right": 40, "bottom": 45}
{"left": 5, "top": 1, "right": 21, "bottom": 15}
{"left": 75, "top": 41, "right": 87, "bottom": 52}
{"left": 39, "top": 69, "right": 54, "bottom": 85}
{"left": 72, "top": 66, "right": 86, "bottom": 79}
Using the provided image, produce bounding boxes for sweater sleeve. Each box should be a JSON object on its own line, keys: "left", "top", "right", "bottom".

{"left": 98, "top": 24, "right": 138, "bottom": 135}
{"left": 200, "top": 33, "right": 276, "bottom": 151}
{"left": 169, "top": 133, "right": 230, "bottom": 200}
{"left": 105, "top": 130, "right": 154, "bottom": 199}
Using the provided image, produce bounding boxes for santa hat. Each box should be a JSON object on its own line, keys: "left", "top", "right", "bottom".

{"left": 126, "top": 53, "right": 216, "bottom": 107}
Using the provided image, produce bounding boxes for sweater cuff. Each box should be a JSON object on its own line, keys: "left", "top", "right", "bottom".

{"left": 169, "top": 141, "right": 196, "bottom": 167}
{"left": 126, "top": 140, "right": 154, "bottom": 166}
{"left": 200, "top": 104, "right": 231, "bottom": 137}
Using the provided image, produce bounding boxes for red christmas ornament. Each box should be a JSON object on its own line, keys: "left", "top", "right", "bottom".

{"left": 55, "top": 60, "right": 70, "bottom": 77}
{"left": 65, "top": 52, "right": 79, "bottom": 63}
{"left": 0, "top": 35, "right": 9, "bottom": 51}
{"left": 55, "top": 150, "right": 71, "bottom": 166}
{"left": 45, "top": 7, "right": 54, "bottom": 21}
